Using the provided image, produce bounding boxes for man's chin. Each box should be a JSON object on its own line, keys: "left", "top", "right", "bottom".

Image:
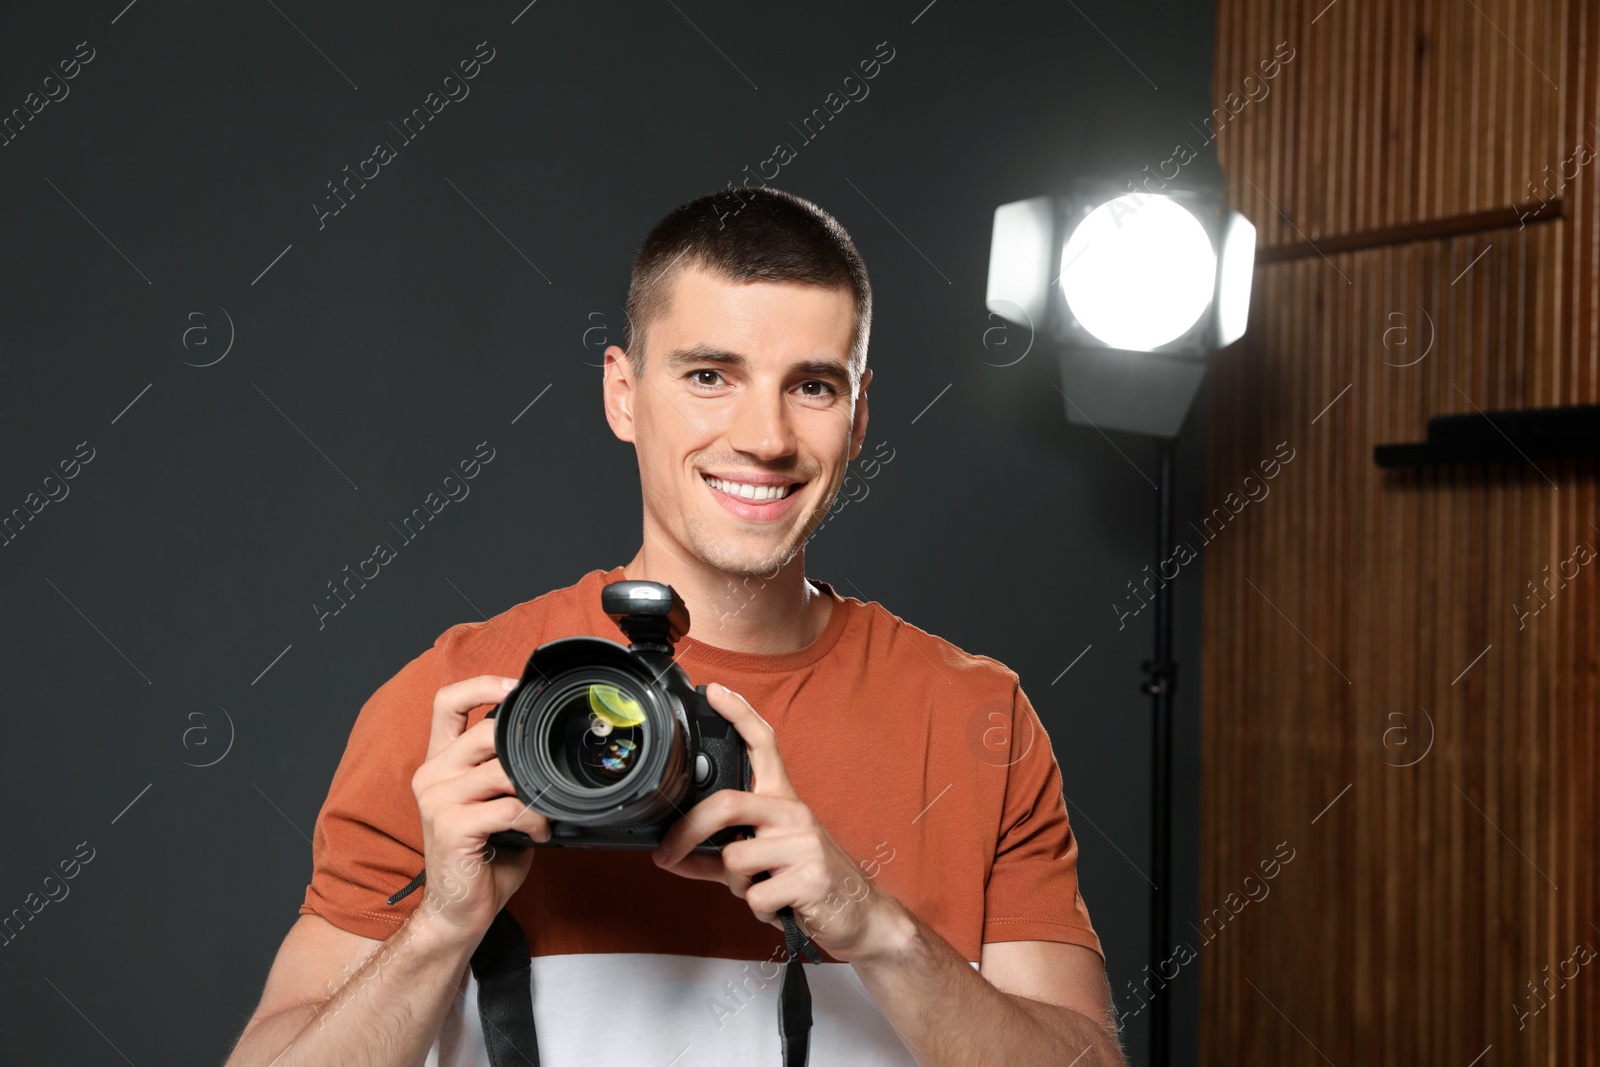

{"left": 698, "top": 537, "right": 803, "bottom": 581}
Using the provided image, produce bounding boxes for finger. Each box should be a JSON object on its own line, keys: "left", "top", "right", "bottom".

{"left": 414, "top": 717, "right": 502, "bottom": 790}
{"left": 428, "top": 675, "right": 518, "bottom": 760}
{"left": 704, "top": 683, "right": 795, "bottom": 798}
{"left": 421, "top": 757, "right": 518, "bottom": 808}
{"left": 452, "top": 795, "right": 552, "bottom": 844}
{"left": 653, "top": 850, "right": 726, "bottom": 883}
{"left": 742, "top": 869, "right": 852, "bottom": 934}
{"left": 744, "top": 868, "right": 810, "bottom": 926}
{"left": 652, "top": 789, "right": 802, "bottom": 868}
{"left": 718, "top": 831, "right": 819, "bottom": 885}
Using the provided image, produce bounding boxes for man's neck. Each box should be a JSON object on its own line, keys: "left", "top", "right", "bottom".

{"left": 621, "top": 544, "right": 830, "bottom": 656}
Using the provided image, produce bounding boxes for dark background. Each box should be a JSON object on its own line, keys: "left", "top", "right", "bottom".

{"left": 0, "top": 2, "right": 1214, "bottom": 1063}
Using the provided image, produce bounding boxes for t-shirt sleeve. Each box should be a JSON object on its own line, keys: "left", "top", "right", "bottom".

{"left": 298, "top": 644, "right": 442, "bottom": 941}
{"left": 982, "top": 681, "right": 1104, "bottom": 959}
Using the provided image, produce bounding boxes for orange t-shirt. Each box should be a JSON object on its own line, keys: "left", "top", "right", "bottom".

{"left": 300, "top": 565, "right": 1101, "bottom": 1063}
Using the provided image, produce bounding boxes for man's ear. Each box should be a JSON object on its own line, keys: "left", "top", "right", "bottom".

{"left": 848, "top": 367, "right": 872, "bottom": 461}
{"left": 603, "top": 345, "right": 636, "bottom": 443}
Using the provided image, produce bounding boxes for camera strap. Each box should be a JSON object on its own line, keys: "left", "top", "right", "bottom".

{"left": 773, "top": 901, "right": 822, "bottom": 1066}
{"left": 472, "top": 908, "right": 542, "bottom": 1066}
{"left": 387, "top": 869, "right": 821, "bottom": 1067}
{"left": 736, "top": 751, "right": 824, "bottom": 1065}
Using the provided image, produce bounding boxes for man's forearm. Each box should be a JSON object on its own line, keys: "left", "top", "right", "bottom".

{"left": 227, "top": 911, "right": 476, "bottom": 1067}
{"left": 850, "top": 900, "right": 1126, "bottom": 1067}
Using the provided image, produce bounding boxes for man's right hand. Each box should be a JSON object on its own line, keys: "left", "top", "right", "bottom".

{"left": 225, "top": 674, "right": 553, "bottom": 1066}
{"left": 411, "top": 674, "right": 550, "bottom": 944}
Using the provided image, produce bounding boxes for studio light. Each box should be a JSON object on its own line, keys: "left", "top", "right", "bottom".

{"left": 986, "top": 185, "right": 1256, "bottom": 437}
{"left": 986, "top": 181, "right": 1256, "bottom": 1067}
{"left": 1060, "top": 194, "right": 1216, "bottom": 352}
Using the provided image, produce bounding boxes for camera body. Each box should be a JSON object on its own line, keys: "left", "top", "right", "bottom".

{"left": 486, "top": 580, "right": 748, "bottom": 854}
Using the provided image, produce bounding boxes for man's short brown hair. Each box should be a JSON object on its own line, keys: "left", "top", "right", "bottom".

{"left": 622, "top": 187, "right": 872, "bottom": 381}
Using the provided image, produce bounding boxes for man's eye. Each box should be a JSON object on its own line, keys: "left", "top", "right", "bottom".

{"left": 690, "top": 370, "right": 723, "bottom": 387}
{"left": 798, "top": 380, "right": 836, "bottom": 398}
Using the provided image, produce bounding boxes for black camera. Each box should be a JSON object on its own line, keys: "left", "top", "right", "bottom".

{"left": 486, "top": 581, "right": 748, "bottom": 854}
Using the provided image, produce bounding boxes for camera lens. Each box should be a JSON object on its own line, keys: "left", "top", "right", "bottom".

{"left": 497, "top": 645, "right": 693, "bottom": 828}
{"left": 553, "top": 683, "right": 646, "bottom": 788}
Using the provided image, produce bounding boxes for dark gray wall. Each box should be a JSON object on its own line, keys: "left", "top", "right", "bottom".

{"left": 0, "top": 2, "right": 1214, "bottom": 1063}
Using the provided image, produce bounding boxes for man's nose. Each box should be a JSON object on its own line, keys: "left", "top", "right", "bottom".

{"left": 726, "top": 385, "right": 797, "bottom": 460}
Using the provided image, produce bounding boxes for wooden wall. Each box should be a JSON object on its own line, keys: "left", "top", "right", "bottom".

{"left": 1202, "top": 2, "right": 1597, "bottom": 1064}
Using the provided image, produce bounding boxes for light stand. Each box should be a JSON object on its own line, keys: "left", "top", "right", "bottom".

{"left": 986, "top": 188, "right": 1254, "bottom": 1067}
{"left": 1140, "top": 437, "right": 1177, "bottom": 1067}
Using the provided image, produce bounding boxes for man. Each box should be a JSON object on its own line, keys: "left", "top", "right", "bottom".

{"left": 226, "top": 188, "right": 1126, "bottom": 1066}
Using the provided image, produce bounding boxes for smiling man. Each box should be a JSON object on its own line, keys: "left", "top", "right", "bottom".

{"left": 226, "top": 188, "right": 1126, "bottom": 1067}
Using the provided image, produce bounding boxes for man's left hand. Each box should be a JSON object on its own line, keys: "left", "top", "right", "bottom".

{"left": 651, "top": 682, "right": 899, "bottom": 963}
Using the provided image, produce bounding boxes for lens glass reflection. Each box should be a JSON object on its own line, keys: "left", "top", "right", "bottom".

{"left": 550, "top": 683, "right": 646, "bottom": 788}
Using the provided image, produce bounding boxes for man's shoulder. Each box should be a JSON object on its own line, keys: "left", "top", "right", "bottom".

{"left": 840, "top": 588, "right": 1021, "bottom": 696}
{"left": 432, "top": 566, "right": 612, "bottom": 672}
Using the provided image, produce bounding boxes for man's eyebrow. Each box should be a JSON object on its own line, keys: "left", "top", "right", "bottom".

{"left": 662, "top": 344, "right": 852, "bottom": 381}
{"left": 662, "top": 345, "right": 748, "bottom": 370}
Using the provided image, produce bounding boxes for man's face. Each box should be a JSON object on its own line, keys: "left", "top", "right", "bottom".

{"left": 603, "top": 266, "right": 870, "bottom": 578}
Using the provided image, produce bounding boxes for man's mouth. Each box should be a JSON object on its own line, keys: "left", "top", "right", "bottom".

{"left": 701, "top": 473, "right": 804, "bottom": 502}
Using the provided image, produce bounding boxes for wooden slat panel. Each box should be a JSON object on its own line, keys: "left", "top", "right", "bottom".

{"left": 1227, "top": 0, "right": 1567, "bottom": 249}
{"left": 1196, "top": 29, "right": 1598, "bottom": 1049}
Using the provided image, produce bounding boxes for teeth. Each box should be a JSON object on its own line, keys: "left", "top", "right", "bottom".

{"left": 706, "top": 475, "right": 790, "bottom": 502}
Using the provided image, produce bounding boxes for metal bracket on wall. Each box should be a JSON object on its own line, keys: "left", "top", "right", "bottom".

{"left": 1374, "top": 403, "right": 1600, "bottom": 468}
